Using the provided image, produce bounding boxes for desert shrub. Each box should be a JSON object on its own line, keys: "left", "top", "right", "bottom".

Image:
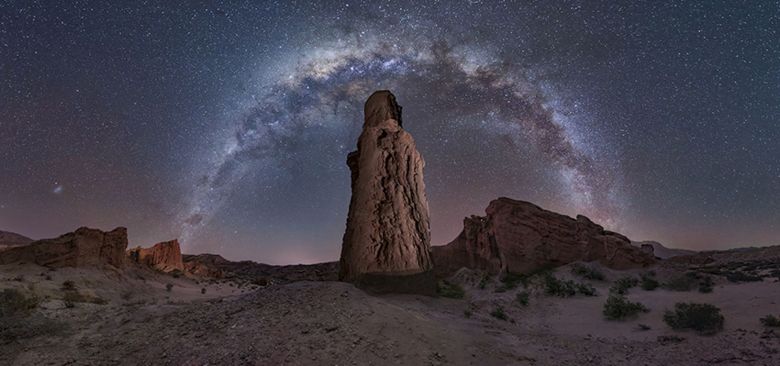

{"left": 663, "top": 302, "right": 724, "bottom": 334}
{"left": 610, "top": 276, "right": 639, "bottom": 295}
{"left": 698, "top": 276, "right": 714, "bottom": 293}
{"left": 725, "top": 271, "right": 762, "bottom": 283}
{"left": 543, "top": 275, "right": 576, "bottom": 297}
{"left": 463, "top": 309, "right": 473, "bottom": 318}
{"left": 165, "top": 283, "right": 174, "bottom": 292}
{"left": 171, "top": 270, "right": 183, "bottom": 278}
{"left": 571, "top": 264, "right": 605, "bottom": 281}
{"left": 575, "top": 283, "right": 597, "bottom": 296}
{"left": 497, "top": 272, "right": 524, "bottom": 291}
{"left": 603, "top": 294, "right": 649, "bottom": 320}
{"left": 253, "top": 278, "right": 269, "bottom": 286}
{"left": 516, "top": 291, "right": 529, "bottom": 306}
{"left": 640, "top": 274, "right": 660, "bottom": 291}
{"left": 760, "top": 315, "right": 780, "bottom": 327}
{"left": 201, "top": 287, "right": 207, "bottom": 295}
{"left": 637, "top": 323, "right": 651, "bottom": 331}
{"left": 478, "top": 274, "right": 490, "bottom": 289}
{"left": 657, "top": 335, "right": 686, "bottom": 345}
{"left": 0, "top": 288, "right": 39, "bottom": 318}
{"left": 490, "top": 306, "right": 508, "bottom": 321}
{"left": 544, "top": 274, "right": 596, "bottom": 297}
{"left": 663, "top": 275, "right": 697, "bottom": 291}
{"left": 437, "top": 280, "right": 465, "bottom": 299}
{"left": 62, "top": 280, "right": 76, "bottom": 291}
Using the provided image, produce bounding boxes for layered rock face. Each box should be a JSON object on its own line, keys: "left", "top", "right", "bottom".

{"left": 339, "top": 90, "right": 435, "bottom": 293}
{"left": 433, "top": 198, "right": 655, "bottom": 276}
{"left": 128, "top": 240, "right": 184, "bottom": 273}
{"left": 0, "top": 227, "right": 127, "bottom": 268}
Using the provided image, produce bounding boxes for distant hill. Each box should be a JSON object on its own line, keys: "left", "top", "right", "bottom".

{"left": 632, "top": 240, "right": 696, "bottom": 259}
{"left": 0, "top": 230, "right": 33, "bottom": 250}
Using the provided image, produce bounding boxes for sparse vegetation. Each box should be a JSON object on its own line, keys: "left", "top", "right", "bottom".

{"left": 516, "top": 291, "right": 529, "bottom": 306}
{"left": 725, "top": 271, "right": 762, "bottom": 283}
{"left": 544, "top": 274, "right": 597, "bottom": 297}
{"left": 602, "top": 294, "right": 649, "bottom": 320}
{"left": 610, "top": 276, "right": 638, "bottom": 295}
{"left": 490, "top": 306, "right": 508, "bottom": 321}
{"left": 464, "top": 309, "right": 473, "bottom": 318}
{"left": 253, "top": 278, "right": 269, "bottom": 287}
{"left": 663, "top": 302, "right": 724, "bottom": 334}
{"left": 437, "top": 280, "right": 465, "bottom": 299}
{"left": 698, "top": 276, "right": 714, "bottom": 293}
{"left": 165, "top": 283, "right": 174, "bottom": 292}
{"left": 637, "top": 323, "right": 651, "bottom": 331}
{"left": 201, "top": 287, "right": 207, "bottom": 295}
{"left": 640, "top": 273, "right": 660, "bottom": 291}
{"left": 478, "top": 274, "right": 490, "bottom": 289}
{"left": 62, "top": 280, "right": 76, "bottom": 291}
{"left": 0, "top": 288, "right": 39, "bottom": 318}
{"left": 570, "top": 263, "right": 605, "bottom": 281}
{"left": 663, "top": 275, "right": 697, "bottom": 291}
{"left": 760, "top": 315, "right": 780, "bottom": 327}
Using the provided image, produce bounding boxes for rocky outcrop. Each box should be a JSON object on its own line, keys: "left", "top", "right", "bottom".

{"left": 0, "top": 230, "right": 33, "bottom": 251}
{"left": 433, "top": 198, "right": 655, "bottom": 276}
{"left": 632, "top": 240, "right": 695, "bottom": 259}
{"left": 128, "top": 240, "right": 184, "bottom": 273}
{"left": 339, "top": 90, "right": 435, "bottom": 294}
{"left": 183, "top": 254, "right": 228, "bottom": 278}
{"left": 0, "top": 227, "right": 127, "bottom": 268}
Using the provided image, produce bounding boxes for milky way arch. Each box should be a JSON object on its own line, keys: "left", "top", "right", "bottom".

{"left": 177, "top": 38, "right": 621, "bottom": 245}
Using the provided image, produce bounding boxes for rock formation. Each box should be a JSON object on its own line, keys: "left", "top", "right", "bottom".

{"left": 339, "top": 90, "right": 435, "bottom": 294}
{"left": 433, "top": 198, "right": 655, "bottom": 276}
{"left": 128, "top": 239, "right": 184, "bottom": 273}
{"left": 183, "top": 254, "right": 228, "bottom": 278}
{"left": 0, "top": 230, "right": 33, "bottom": 251}
{"left": 632, "top": 240, "right": 695, "bottom": 259}
{"left": 0, "top": 227, "right": 127, "bottom": 268}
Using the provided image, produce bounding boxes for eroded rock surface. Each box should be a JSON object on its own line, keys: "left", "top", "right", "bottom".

{"left": 339, "top": 90, "right": 434, "bottom": 293}
{"left": 433, "top": 198, "right": 655, "bottom": 276}
{"left": 128, "top": 239, "right": 184, "bottom": 273}
{"left": 0, "top": 227, "right": 127, "bottom": 268}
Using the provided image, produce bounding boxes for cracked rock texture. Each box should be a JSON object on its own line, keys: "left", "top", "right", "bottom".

{"left": 433, "top": 197, "right": 655, "bottom": 276}
{"left": 339, "top": 91, "right": 434, "bottom": 292}
{"left": 128, "top": 239, "right": 184, "bottom": 273}
{"left": 0, "top": 227, "right": 127, "bottom": 268}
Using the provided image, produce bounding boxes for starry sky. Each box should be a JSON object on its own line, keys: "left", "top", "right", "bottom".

{"left": 1, "top": 1, "right": 779, "bottom": 264}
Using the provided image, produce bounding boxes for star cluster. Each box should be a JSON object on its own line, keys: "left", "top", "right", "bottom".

{"left": 1, "top": 1, "right": 778, "bottom": 264}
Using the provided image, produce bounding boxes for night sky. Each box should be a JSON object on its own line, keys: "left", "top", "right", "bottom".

{"left": 1, "top": 1, "right": 778, "bottom": 264}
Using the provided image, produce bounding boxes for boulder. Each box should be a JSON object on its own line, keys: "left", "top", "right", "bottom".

{"left": 433, "top": 198, "right": 655, "bottom": 276}
{"left": 339, "top": 90, "right": 435, "bottom": 294}
{"left": 0, "top": 227, "right": 127, "bottom": 268}
{"left": 128, "top": 240, "right": 184, "bottom": 273}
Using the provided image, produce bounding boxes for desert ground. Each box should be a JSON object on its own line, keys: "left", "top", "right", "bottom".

{"left": 3, "top": 258, "right": 780, "bottom": 366}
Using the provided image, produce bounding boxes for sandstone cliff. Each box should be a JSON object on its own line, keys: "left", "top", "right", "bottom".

{"left": 433, "top": 198, "right": 655, "bottom": 276}
{"left": 0, "top": 227, "right": 127, "bottom": 268}
{"left": 128, "top": 239, "right": 184, "bottom": 273}
{"left": 339, "top": 90, "right": 435, "bottom": 293}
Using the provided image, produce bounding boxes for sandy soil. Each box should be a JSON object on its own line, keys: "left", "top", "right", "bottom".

{"left": 2, "top": 263, "right": 780, "bottom": 365}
